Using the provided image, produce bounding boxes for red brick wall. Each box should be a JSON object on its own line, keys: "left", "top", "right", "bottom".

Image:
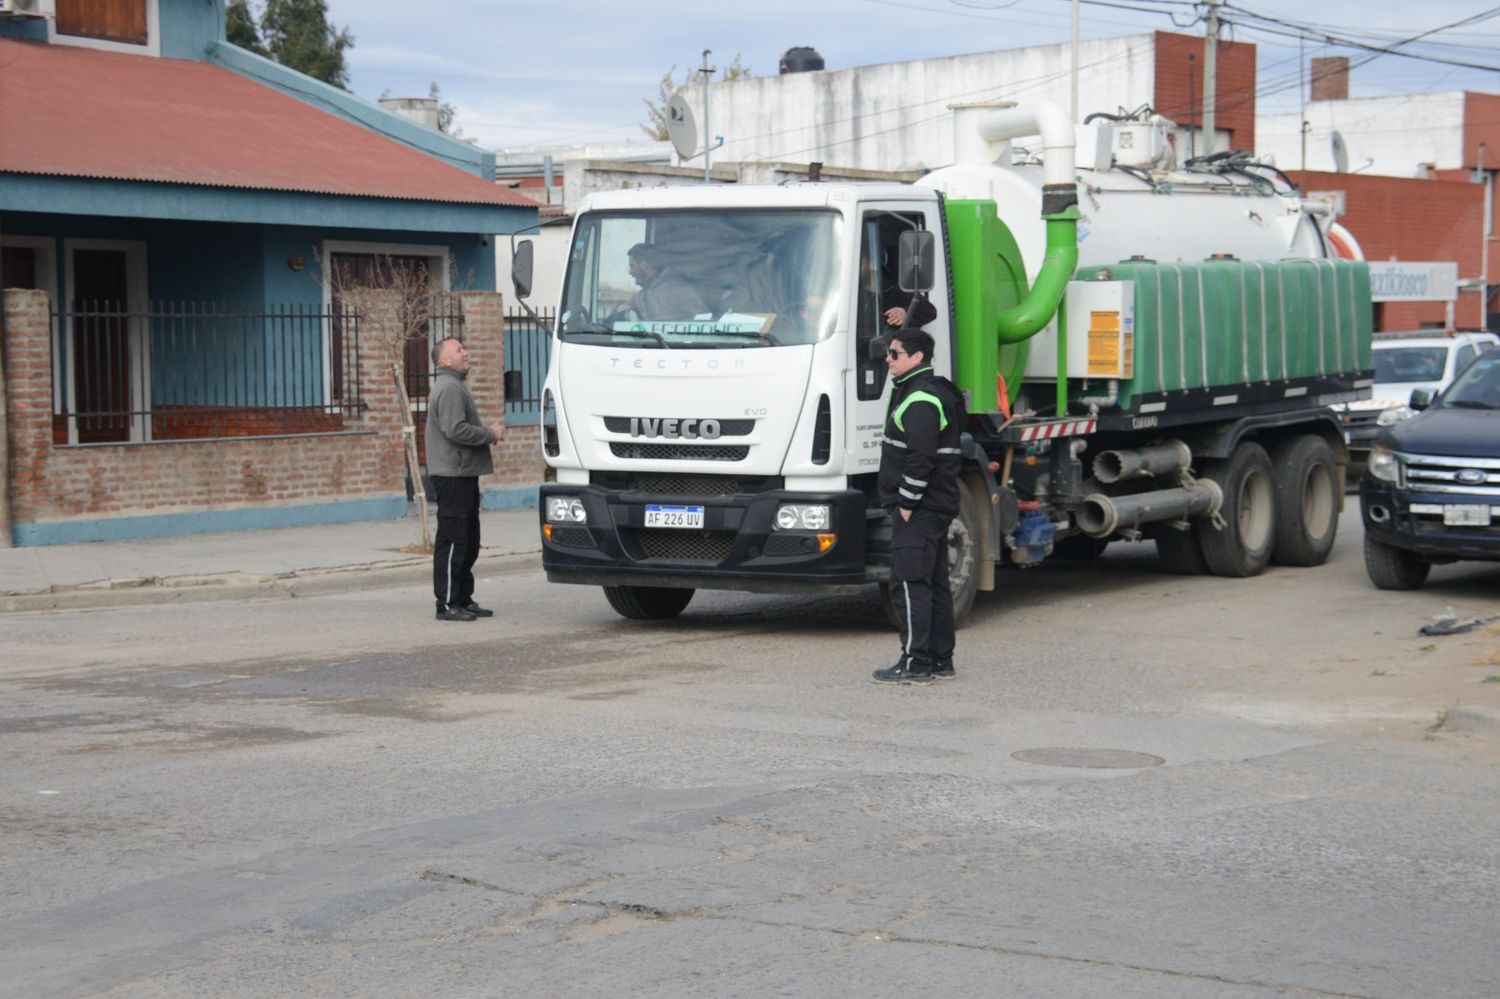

{"left": 1153, "top": 30, "right": 1257, "bottom": 154}
{"left": 1288, "top": 172, "right": 1486, "bottom": 330}
{"left": 3, "top": 288, "right": 543, "bottom": 537}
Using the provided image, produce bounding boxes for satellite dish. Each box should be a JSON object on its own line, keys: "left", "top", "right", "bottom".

{"left": 1330, "top": 130, "right": 1349, "bottom": 174}
{"left": 666, "top": 94, "right": 698, "bottom": 160}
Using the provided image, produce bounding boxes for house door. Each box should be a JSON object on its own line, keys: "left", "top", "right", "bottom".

{"left": 72, "top": 249, "right": 134, "bottom": 443}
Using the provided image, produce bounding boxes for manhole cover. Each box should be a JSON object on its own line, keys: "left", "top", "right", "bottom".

{"left": 1012, "top": 747, "right": 1165, "bottom": 769}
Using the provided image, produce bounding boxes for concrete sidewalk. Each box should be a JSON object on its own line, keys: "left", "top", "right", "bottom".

{"left": 0, "top": 508, "right": 542, "bottom": 612}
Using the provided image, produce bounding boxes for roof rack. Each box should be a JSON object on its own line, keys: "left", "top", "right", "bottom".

{"left": 1372, "top": 329, "right": 1455, "bottom": 340}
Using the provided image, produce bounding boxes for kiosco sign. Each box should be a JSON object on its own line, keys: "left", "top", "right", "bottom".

{"left": 1367, "top": 261, "right": 1458, "bottom": 303}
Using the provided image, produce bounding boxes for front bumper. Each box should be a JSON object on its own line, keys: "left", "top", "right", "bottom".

{"left": 539, "top": 482, "right": 875, "bottom": 593}
{"left": 1360, "top": 479, "right": 1500, "bottom": 562}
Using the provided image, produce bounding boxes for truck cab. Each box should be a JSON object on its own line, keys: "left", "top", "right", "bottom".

{"left": 535, "top": 184, "right": 953, "bottom": 617}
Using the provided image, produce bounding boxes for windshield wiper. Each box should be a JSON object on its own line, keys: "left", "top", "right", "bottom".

{"left": 711, "top": 329, "right": 782, "bottom": 347}
{"left": 1446, "top": 399, "right": 1497, "bottom": 410}
{"left": 560, "top": 323, "right": 669, "bottom": 348}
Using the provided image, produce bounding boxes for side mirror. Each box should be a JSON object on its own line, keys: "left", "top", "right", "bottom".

{"left": 897, "top": 230, "right": 936, "bottom": 293}
{"left": 503, "top": 369, "right": 525, "bottom": 402}
{"left": 1409, "top": 388, "right": 1433, "bottom": 410}
{"left": 510, "top": 240, "right": 534, "bottom": 300}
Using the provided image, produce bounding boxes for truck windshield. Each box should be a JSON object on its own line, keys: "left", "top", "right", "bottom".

{"left": 558, "top": 210, "right": 842, "bottom": 348}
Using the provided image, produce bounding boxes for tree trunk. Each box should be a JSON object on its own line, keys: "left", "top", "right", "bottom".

{"left": 392, "top": 361, "right": 431, "bottom": 551}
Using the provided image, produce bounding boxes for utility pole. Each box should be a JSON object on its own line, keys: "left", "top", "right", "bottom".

{"left": 1202, "top": 0, "right": 1222, "bottom": 157}
{"left": 1299, "top": 36, "right": 1307, "bottom": 172}
{"left": 696, "top": 49, "right": 716, "bottom": 183}
{"left": 1070, "top": 0, "right": 1080, "bottom": 125}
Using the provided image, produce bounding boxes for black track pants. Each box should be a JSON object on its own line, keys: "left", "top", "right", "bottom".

{"left": 431, "top": 475, "right": 481, "bottom": 611}
{"left": 890, "top": 510, "right": 954, "bottom": 668}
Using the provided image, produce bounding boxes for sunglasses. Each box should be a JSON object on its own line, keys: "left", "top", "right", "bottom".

{"left": 886, "top": 348, "right": 908, "bottom": 359}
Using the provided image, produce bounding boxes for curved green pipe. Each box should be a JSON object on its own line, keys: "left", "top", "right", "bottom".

{"left": 995, "top": 206, "right": 1079, "bottom": 344}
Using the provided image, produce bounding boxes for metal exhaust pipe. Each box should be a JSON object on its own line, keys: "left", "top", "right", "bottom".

{"left": 1093, "top": 440, "right": 1192, "bottom": 485}
{"left": 1076, "top": 481, "right": 1224, "bottom": 537}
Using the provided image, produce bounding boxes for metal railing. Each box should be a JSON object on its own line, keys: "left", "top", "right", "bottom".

{"left": 504, "top": 307, "right": 553, "bottom": 424}
{"left": 49, "top": 302, "right": 363, "bottom": 445}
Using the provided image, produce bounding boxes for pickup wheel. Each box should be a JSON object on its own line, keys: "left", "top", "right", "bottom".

{"left": 1196, "top": 442, "right": 1276, "bottom": 577}
{"left": 603, "top": 585, "right": 695, "bottom": 619}
{"left": 1363, "top": 535, "right": 1430, "bottom": 591}
{"left": 1271, "top": 434, "right": 1340, "bottom": 566}
{"left": 880, "top": 485, "right": 982, "bottom": 631}
{"left": 1155, "top": 527, "right": 1208, "bottom": 574}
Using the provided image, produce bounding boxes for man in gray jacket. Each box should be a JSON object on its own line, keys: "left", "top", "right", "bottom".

{"left": 425, "top": 337, "right": 504, "bottom": 621}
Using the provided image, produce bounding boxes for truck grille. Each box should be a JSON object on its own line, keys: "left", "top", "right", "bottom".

{"left": 637, "top": 530, "right": 736, "bottom": 561}
{"left": 604, "top": 417, "right": 755, "bottom": 436}
{"left": 1399, "top": 453, "right": 1500, "bottom": 497}
{"left": 610, "top": 442, "right": 749, "bottom": 462}
{"left": 590, "top": 472, "right": 783, "bottom": 496}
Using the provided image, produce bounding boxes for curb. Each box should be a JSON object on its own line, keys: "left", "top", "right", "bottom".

{"left": 1440, "top": 706, "right": 1500, "bottom": 740}
{"left": 0, "top": 551, "right": 541, "bottom": 614}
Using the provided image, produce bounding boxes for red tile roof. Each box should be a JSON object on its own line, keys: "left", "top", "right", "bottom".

{"left": 0, "top": 38, "right": 532, "bottom": 208}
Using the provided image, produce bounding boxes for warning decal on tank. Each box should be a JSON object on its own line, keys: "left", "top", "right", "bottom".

{"left": 1087, "top": 310, "right": 1132, "bottom": 378}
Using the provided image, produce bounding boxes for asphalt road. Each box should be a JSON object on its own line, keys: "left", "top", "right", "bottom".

{"left": 3, "top": 509, "right": 1499, "bottom": 998}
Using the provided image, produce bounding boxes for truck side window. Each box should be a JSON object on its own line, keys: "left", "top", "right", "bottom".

{"left": 856, "top": 210, "right": 927, "bottom": 401}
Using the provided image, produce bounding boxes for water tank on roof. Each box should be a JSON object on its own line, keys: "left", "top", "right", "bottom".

{"left": 779, "top": 47, "right": 825, "bottom": 74}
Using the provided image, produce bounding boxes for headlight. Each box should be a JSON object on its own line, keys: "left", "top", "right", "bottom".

{"left": 546, "top": 496, "right": 587, "bottom": 523}
{"left": 774, "top": 503, "right": 831, "bottom": 531}
{"left": 1367, "top": 446, "right": 1399, "bottom": 484}
{"left": 1376, "top": 406, "right": 1414, "bottom": 427}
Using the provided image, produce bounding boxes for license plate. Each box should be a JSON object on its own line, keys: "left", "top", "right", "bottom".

{"left": 644, "top": 504, "right": 705, "bottom": 529}
{"left": 1443, "top": 504, "right": 1491, "bottom": 526}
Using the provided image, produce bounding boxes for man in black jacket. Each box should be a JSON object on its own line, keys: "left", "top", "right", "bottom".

{"left": 873, "top": 329, "right": 964, "bottom": 684}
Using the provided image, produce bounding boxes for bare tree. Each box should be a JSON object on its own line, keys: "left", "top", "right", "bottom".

{"left": 641, "top": 54, "right": 749, "bottom": 140}
{"left": 317, "top": 251, "right": 463, "bottom": 552}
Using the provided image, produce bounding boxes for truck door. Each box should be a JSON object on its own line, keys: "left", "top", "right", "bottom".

{"left": 847, "top": 204, "right": 947, "bottom": 474}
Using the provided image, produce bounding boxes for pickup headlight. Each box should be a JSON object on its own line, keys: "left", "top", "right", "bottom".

{"left": 1367, "top": 446, "right": 1399, "bottom": 483}
{"left": 775, "top": 503, "right": 831, "bottom": 531}
{"left": 546, "top": 496, "right": 587, "bottom": 523}
{"left": 1376, "top": 406, "right": 1414, "bottom": 427}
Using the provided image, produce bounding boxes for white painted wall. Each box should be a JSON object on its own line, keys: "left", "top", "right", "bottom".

{"left": 496, "top": 226, "right": 570, "bottom": 315}
{"left": 1257, "top": 93, "right": 1467, "bottom": 177}
{"left": 686, "top": 35, "right": 1159, "bottom": 172}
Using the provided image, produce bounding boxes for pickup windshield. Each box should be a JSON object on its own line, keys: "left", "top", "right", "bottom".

{"left": 558, "top": 209, "right": 842, "bottom": 348}
{"left": 1440, "top": 353, "right": 1500, "bottom": 409}
{"left": 1373, "top": 347, "right": 1447, "bottom": 383}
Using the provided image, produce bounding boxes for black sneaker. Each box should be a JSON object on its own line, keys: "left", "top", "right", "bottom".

{"left": 930, "top": 659, "right": 956, "bottom": 680}
{"left": 872, "top": 660, "right": 934, "bottom": 685}
{"left": 461, "top": 602, "right": 494, "bottom": 618}
{"left": 435, "top": 606, "right": 478, "bottom": 622}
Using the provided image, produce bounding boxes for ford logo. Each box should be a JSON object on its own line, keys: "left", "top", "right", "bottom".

{"left": 1456, "top": 469, "right": 1487, "bottom": 485}
{"left": 629, "top": 417, "right": 722, "bottom": 441}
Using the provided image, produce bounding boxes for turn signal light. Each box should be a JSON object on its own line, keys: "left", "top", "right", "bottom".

{"left": 816, "top": 533, "right": 837, "bottom": 552}
{"left": 542, "top": 523, "right": 554, "bottom": 541}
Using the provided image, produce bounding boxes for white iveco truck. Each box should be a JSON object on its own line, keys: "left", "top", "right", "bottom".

{"left": 510, "top": 102, "right": 1372, "bottom": 622}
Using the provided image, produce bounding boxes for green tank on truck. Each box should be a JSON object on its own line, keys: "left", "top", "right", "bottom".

{"left": 514, "top": 100, "right": 1373, "bottom": 625}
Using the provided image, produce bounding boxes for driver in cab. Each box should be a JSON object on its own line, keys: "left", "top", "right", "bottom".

{"left": 625, "top": 242, "right": 706, "bottom": 321}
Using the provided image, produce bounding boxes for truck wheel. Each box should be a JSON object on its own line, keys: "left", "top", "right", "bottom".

{"left": 1155, "top": 528, "right": 1208, "bottom": 574}
{"left": 879, "top": 486, "right": 981, "bottom": 631}
{"left": 1363, "top": 535, "right": 1430, "bottom": 591}
{"left": 1271, "top": 434, "right": 1339, "bottom": 567}
{"left": 603, "top": 585, "right": 695, "bottom": 619}
{"left": 1196, "top": 442, "right": 1276, "bottom": 578}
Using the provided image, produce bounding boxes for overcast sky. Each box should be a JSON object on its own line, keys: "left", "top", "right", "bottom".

{"left": 328, "top": 0, "right": 1500, "bottom": 152}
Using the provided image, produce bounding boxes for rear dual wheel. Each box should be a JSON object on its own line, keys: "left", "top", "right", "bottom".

{"left": 1196, "top": 442, "right": 1277, "bottom": 578}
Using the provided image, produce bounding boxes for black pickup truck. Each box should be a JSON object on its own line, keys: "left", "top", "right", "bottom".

{"left": 1360, "top": 350, "right": 1500, "bottom": 589}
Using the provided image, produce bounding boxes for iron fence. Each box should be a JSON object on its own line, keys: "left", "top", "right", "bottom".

{"left": 504, "top": 307, "right": 553, "bottom": 424}
{"left": 49, "top": 302, "right": 363, "bottom": 445}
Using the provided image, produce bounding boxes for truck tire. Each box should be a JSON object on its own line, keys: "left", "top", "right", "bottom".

{"left": 1196, "top": 442, "right": 1276, "bottom": 578}
{"left": 879, "top": 485, "right": 981, "bottom": 631}
{"left": 603, "top": 585, "right": 695, "bottom": 619}
{"left": 1271, "top": 434, "right": 1339, "bottom": 567}
{"left": 1155, "top": 528, "right": 1208, "bottom": 574}
{"left": 1363, "top": 535, "right": 1430, "bottom": 591}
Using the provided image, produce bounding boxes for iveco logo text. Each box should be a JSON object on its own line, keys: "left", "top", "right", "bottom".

{"left": 629, "top": 418, "right": 722, "bottom": 440}
{"left": 1456, "top": 469, "right": 1487, "bottom": 485}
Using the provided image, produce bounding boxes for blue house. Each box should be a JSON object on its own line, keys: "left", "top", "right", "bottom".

{"left": 0, "top": 0, "right": 538, "bottom": 544}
